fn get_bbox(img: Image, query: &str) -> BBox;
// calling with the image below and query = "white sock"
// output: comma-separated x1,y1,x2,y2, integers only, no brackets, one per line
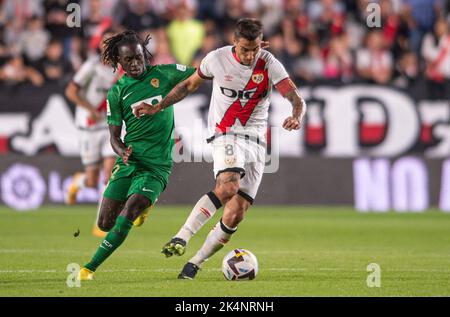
189,219,237,267
175,192,222,243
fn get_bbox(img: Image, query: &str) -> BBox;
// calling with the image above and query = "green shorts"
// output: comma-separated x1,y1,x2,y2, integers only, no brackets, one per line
103,159,170,204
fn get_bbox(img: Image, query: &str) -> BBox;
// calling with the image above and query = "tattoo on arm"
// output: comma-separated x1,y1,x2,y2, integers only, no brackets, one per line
285,89,306,119
159,81,189,110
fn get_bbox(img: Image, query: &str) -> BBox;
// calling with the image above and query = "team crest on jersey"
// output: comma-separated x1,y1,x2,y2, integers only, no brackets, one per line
225,155,236,165
151,78,159,88
252,73,264,84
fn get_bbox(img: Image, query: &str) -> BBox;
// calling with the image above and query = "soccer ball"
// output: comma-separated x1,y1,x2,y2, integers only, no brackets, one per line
222,249,258,281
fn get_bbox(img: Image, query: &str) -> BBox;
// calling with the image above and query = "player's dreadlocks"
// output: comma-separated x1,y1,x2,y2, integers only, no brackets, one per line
101,30,153,72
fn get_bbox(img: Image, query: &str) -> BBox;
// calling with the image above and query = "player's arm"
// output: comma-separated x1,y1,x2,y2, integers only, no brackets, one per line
133,72,204,118
109,124,132,165
107,87,132,164
65,82,99,119
65,59,101,122
275,78,307,131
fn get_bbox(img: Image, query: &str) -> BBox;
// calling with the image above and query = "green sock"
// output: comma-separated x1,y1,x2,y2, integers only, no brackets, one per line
84,216,133,272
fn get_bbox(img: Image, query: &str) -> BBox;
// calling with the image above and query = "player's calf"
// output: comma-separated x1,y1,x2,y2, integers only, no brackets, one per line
170,191,223,247
222,194,250,228
183,218,237,279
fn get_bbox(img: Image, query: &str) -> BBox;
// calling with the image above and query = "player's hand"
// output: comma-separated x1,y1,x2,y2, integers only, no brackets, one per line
122,145,132,165
261,41,270,49
132,102,161,118
282,116,301,131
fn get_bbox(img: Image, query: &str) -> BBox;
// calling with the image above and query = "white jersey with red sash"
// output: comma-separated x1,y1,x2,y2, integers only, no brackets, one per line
198,46,289,200
199,46,289,141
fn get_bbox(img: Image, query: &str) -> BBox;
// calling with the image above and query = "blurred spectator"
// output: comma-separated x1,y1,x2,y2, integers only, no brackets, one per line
151,31,176,65
295,41,324,83
18,16,50,66
280,19,305,69
393,50,419,89
196,0,221,20
323,34,353,82
421,18,450,99
267,31,292,69
2,0,44,28
44,0,79,41
0,54,44,86
192,31,221,68
402,0,444,51
380,0,400,48
81,0,121,22
0,0,448,89
309,0,346,46
121,0,164,32
0,25,10,66
37,38,73,83
217,0,246,27
167,0,205,65
68,35,84,71
259,0,284,37
356,30,393,84
82,0,113,54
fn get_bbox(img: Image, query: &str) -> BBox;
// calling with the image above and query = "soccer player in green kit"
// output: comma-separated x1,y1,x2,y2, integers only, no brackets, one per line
78,30,195,281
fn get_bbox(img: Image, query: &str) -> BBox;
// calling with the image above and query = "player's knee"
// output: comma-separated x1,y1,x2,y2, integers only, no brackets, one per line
97,218,113,232
215,182,240,203
123,195,151,219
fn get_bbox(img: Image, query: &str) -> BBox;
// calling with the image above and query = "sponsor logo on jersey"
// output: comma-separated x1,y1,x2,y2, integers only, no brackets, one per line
224,74,233,81
220,87,264,100
176,64,187,72
151,78,159,88
252,73,264,84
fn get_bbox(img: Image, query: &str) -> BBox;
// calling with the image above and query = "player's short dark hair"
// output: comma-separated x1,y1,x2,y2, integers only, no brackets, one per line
234,18,263,41
101,30,152,72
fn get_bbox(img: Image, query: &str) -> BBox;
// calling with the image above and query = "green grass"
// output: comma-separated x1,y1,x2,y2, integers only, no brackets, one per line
0,205,450,297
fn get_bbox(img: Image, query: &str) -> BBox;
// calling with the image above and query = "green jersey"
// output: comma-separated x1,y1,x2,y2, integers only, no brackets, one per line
106,64,195,171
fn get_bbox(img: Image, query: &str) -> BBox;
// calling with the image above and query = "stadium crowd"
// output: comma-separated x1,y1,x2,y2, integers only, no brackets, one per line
0,0,449,99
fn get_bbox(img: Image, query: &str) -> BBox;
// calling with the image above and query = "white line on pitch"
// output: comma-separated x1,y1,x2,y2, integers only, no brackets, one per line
1,268,450,274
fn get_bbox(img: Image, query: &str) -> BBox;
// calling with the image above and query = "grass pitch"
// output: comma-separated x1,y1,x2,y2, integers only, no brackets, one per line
0,205,449,297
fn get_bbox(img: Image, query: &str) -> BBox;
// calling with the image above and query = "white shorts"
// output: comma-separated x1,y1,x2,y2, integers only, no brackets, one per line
212,134,266,202
78,128,116,166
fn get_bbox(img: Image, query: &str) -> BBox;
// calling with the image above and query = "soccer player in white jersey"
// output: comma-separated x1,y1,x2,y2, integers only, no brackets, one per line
65,30,119,237
133,18,307,279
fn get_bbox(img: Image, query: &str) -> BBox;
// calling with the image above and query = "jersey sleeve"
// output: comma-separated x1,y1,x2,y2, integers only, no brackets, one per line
106,85,122,126
73,58,95,87
268,55,289,86
167,64,196,86
198,50,216,79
